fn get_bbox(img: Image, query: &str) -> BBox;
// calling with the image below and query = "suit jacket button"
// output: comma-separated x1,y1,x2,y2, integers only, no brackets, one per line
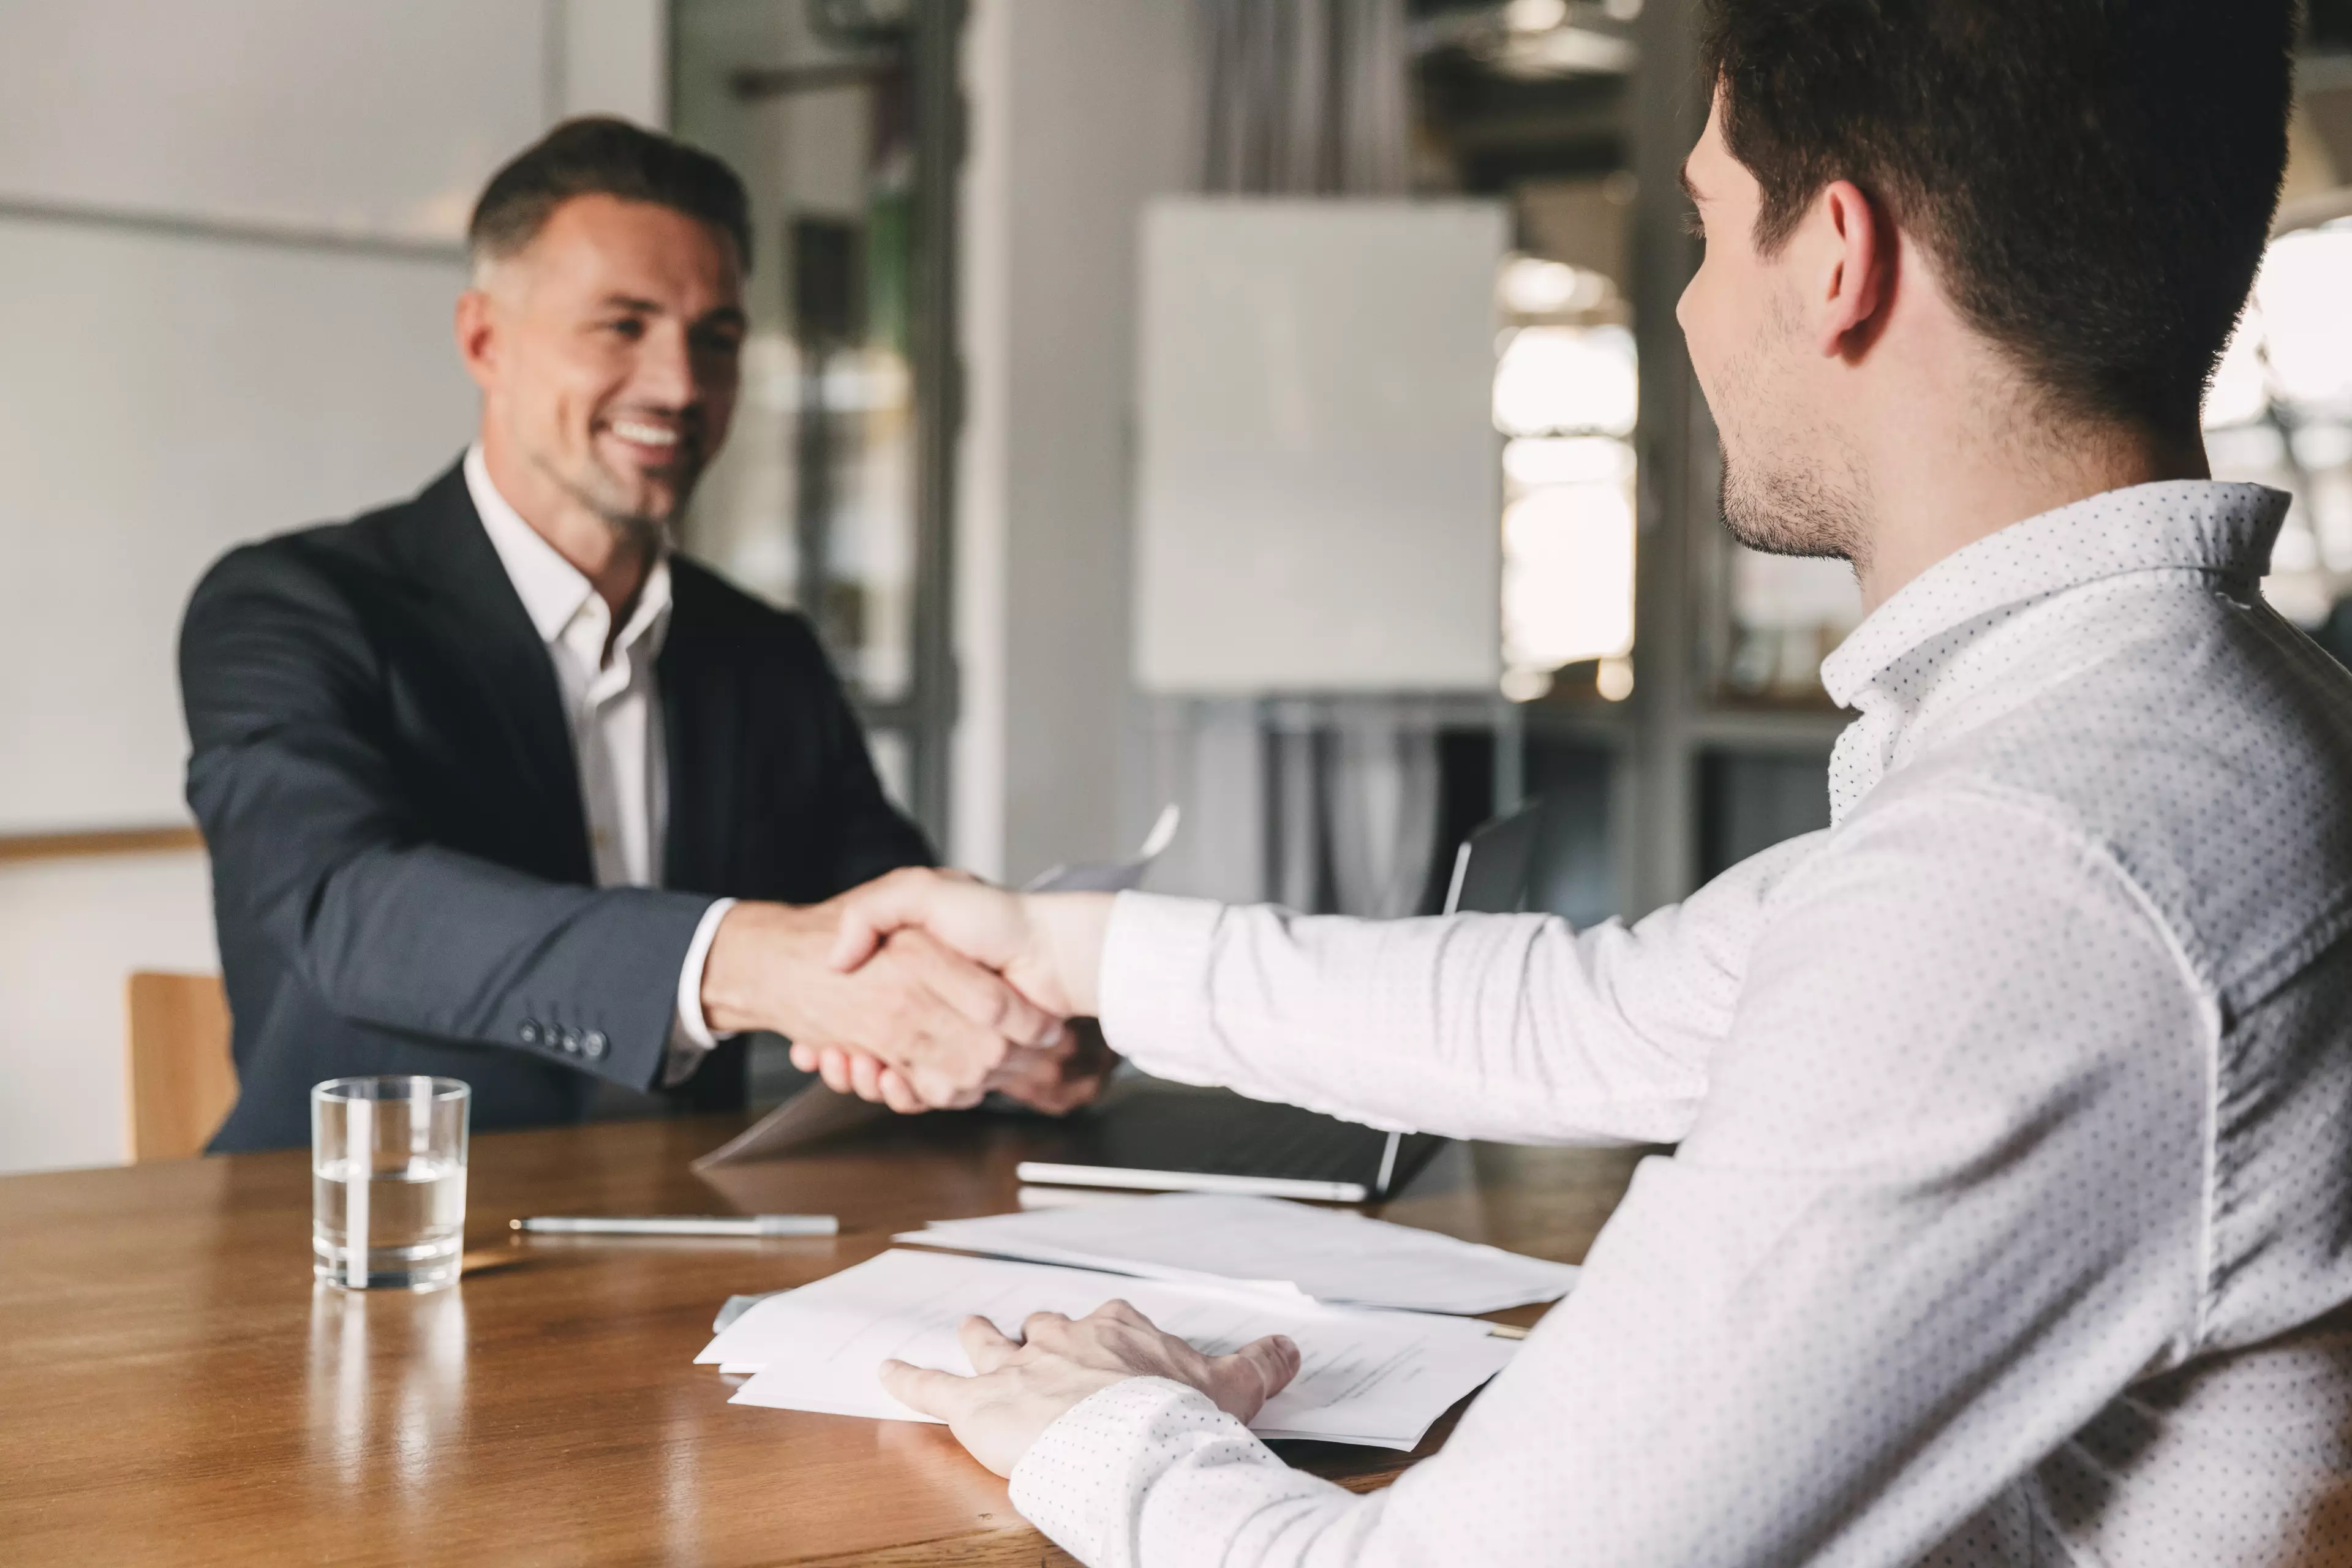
582,1031,609,1061
519,1021,541,1046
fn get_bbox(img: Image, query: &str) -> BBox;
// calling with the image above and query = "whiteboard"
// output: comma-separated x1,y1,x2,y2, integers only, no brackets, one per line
0,220,475,832
0,0,548,240
0,0,564,835
1133,198,1505,693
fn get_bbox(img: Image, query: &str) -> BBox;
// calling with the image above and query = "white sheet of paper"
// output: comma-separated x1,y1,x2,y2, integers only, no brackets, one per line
1019,804,1181,894
896,1193,1579,1314
690,1083,890,1173
703,1248,1515,1450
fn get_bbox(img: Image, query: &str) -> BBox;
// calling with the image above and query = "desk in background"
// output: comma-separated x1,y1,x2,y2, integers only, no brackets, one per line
0,1112,1642,1566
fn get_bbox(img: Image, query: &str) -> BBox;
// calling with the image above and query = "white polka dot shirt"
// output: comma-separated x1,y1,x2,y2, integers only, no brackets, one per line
1009,481,2352,1567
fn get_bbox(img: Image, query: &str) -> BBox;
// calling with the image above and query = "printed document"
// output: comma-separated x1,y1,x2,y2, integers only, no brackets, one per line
700,1248,1516,1450
899,1192,1580,1314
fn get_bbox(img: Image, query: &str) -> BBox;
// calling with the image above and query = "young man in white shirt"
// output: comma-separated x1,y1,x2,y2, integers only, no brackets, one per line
801,2,2350,1564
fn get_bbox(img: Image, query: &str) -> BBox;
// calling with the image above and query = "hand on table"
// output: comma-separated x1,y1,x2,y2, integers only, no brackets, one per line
699,899,1067,1110
880,1300,1301,1478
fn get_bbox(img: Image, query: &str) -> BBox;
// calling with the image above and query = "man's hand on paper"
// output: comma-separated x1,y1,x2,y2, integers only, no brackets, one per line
700,899,1067,1110
879,1300,1301,1479
799,873,1122,1111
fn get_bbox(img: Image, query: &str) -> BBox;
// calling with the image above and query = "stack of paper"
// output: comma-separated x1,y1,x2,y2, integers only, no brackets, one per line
699,1248,1518,1450
899,1193,1579,1314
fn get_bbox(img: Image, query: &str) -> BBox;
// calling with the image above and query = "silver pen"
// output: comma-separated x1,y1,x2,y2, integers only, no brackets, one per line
511,1213,839,1237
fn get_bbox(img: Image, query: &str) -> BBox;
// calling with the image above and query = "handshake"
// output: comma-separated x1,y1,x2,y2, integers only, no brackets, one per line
697,872,1120,1115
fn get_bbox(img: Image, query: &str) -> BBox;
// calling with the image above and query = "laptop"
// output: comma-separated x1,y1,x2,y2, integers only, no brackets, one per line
1015,799,1545,1203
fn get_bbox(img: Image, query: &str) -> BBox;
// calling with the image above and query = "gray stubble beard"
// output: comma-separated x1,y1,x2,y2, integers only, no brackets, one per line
543,447,689,562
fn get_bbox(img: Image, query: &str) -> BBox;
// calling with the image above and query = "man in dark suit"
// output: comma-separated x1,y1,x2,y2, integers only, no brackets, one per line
181,118,1082,1152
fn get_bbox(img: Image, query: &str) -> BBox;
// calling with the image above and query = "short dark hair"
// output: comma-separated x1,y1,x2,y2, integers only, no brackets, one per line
1701,1,2296,433
469,116,753,273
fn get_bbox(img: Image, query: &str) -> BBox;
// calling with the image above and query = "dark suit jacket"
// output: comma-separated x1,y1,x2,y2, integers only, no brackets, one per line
179,461,932,1152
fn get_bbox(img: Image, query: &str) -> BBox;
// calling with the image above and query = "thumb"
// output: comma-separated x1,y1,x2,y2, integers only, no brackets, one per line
827,871,933,971
1216,1335,1302,1420
880,1358,974,1420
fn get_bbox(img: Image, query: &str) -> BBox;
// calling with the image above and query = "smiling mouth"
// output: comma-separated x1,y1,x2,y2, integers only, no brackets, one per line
608,417,683,453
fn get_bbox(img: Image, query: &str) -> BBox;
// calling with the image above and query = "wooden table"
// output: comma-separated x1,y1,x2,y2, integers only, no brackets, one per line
0,1111,1640,1566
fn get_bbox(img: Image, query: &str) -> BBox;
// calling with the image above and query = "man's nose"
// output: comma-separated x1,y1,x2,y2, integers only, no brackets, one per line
631,323,699,409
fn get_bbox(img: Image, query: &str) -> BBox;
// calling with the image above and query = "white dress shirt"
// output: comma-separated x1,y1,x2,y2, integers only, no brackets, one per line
1012,481,2352,1567
464,448,732,1082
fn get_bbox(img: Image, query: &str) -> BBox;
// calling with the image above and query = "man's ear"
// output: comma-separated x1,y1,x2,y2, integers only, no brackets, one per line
1815,179,1891,360
453,287,499,393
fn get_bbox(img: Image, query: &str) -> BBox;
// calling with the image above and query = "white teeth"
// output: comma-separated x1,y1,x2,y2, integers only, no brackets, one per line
610,420,679,447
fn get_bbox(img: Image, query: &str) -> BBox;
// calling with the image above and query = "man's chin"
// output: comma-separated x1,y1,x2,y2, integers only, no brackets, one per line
1724,509,1847,560
587,466,698,537
1720,463,1859,562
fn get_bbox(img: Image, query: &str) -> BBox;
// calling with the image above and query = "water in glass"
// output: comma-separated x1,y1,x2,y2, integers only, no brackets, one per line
312,1156,466,1291
311,1076,470,1291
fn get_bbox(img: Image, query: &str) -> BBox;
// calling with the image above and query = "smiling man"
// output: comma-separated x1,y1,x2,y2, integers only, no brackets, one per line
180,119,1087,1150
800,3,2352,1564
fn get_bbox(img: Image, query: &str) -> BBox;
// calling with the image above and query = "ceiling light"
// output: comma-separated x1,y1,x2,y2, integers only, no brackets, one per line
1494,26,1638,77
1504,0,1569,32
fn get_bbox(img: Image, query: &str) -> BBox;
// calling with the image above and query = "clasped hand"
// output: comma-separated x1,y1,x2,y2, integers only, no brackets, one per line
782,869,1118,1114
698,878,1109,1113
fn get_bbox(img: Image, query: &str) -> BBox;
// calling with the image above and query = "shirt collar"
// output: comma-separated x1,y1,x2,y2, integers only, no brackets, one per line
463,443,673,658
1819,480,2288,708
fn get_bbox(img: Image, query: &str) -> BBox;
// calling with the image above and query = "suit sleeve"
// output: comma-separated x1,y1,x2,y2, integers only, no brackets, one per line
181,542,709,1091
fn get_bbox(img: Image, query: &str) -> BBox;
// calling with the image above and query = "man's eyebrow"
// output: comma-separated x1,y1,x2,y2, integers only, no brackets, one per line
598,292,663,314
698,304,748,331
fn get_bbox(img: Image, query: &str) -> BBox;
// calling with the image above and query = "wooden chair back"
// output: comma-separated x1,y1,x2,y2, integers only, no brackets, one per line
125,972,236,1161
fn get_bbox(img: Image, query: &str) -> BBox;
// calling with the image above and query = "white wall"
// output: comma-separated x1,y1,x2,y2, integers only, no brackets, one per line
953,0,1196,883
0,854,219,1176
1,228,478,832
0,0,665,1175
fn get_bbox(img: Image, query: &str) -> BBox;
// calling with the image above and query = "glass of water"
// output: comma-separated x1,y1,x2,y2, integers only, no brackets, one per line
312,1076,470,1292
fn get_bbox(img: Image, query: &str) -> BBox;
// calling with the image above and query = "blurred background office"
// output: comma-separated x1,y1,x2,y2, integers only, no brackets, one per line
5,0,2351,1175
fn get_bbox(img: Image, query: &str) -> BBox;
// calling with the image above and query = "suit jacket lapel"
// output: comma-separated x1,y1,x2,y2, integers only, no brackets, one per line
396,463,592,883
658,562,742,896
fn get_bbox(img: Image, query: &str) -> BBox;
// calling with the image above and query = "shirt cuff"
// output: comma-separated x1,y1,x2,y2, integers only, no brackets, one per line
662,897,737,1087
1009,1376,1263,1568
1096,892,1227,1081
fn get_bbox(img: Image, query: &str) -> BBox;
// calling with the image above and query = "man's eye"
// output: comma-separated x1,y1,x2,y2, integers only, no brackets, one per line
693,330,745,356
603,318,647,341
